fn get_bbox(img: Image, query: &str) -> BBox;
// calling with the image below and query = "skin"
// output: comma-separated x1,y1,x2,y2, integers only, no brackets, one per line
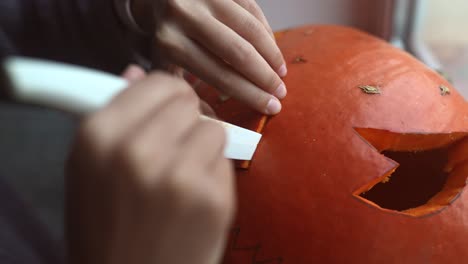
66,71,235,264
66,1,282,262
132,0,287,114
123,64,218,116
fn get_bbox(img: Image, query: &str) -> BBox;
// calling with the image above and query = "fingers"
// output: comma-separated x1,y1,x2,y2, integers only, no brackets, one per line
158,0,286,115
199,100,217,118
210,156,235,208
172,118,235,223
114,91,201,183
167,64,185,78
121,64,147,82
80,72,195,156
157,24,282,115
211,0,287,77
179,119,227,168
232,0,274,39
186,16,286,99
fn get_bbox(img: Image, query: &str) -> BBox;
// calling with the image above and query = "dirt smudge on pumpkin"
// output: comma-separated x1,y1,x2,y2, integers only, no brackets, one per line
292,56,307,64
439,85,451,96
359,85,381,94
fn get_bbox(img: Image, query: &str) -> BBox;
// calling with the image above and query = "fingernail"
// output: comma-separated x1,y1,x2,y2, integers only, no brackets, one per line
274,83,287,99
278,64,288,77
265,98,282,115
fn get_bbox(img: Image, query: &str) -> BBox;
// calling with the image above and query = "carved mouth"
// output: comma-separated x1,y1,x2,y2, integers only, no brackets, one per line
353,128,468,217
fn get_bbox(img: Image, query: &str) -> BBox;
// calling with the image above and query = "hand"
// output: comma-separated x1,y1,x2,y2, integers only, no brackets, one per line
121,64,147,82
66,72,235,264
132,0,287,115
121,64,217,117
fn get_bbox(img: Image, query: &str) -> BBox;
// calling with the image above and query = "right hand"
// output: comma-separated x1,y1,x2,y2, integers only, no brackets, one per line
66,72,235,264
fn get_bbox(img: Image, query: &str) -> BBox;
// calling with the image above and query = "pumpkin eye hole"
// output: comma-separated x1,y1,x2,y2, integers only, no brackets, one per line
353,129,468,217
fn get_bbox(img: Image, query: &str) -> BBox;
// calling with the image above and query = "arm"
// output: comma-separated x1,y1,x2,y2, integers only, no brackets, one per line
0,0,149,73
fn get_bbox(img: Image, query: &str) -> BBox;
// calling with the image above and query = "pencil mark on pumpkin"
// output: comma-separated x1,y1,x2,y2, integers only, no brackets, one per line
228,227,283,264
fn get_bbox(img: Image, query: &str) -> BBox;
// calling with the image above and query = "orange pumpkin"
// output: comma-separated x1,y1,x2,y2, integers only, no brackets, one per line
198,25,468,263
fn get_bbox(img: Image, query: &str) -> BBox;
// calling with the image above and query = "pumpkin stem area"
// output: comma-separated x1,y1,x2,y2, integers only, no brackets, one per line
354,129,468,217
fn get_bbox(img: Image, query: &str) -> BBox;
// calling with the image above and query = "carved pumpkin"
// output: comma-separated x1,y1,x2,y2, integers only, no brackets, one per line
198,25,468,263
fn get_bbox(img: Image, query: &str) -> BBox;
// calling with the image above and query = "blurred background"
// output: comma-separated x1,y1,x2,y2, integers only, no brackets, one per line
422,0,468,98
0,0,467,239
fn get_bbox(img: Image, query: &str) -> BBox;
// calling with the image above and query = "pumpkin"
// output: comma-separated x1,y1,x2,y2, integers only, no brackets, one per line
197,25,468,263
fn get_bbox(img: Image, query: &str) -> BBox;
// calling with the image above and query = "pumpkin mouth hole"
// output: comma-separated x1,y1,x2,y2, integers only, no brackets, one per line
360,148,450,213
353,129,468,217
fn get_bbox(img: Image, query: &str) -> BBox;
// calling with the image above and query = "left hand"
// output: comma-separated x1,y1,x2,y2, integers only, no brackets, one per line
131,0,287,115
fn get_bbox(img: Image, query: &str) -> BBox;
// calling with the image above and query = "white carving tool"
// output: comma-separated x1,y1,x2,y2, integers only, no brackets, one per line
3,57,262,160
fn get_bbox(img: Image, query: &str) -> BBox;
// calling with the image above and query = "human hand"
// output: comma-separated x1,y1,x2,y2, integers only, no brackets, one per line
121,64,147,82
132,0,287,115
121,64,217,117
66,72,235,264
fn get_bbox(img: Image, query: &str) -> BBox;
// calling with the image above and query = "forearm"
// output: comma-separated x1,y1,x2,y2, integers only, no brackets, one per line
0,0,145,73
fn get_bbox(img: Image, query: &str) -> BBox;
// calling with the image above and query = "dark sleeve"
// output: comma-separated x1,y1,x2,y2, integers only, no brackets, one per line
0,176,64,264
0,0,150,74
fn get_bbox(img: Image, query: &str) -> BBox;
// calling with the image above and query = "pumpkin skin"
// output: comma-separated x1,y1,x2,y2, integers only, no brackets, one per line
199,25,468,263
